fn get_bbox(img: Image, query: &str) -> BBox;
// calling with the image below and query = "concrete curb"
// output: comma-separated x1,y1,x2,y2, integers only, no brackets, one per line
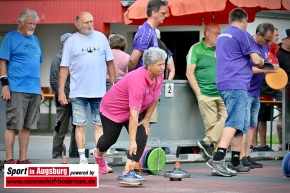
5,151,286,166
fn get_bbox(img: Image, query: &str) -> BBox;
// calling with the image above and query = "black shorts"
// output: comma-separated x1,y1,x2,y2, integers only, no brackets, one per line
258,103,273,122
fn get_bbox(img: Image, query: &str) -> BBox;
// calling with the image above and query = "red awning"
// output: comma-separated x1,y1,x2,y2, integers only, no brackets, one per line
0,0,126,32
124,0,290,26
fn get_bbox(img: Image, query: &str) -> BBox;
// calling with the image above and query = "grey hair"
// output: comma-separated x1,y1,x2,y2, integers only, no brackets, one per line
76,16,80,23
142,47,167,68
146,0,168,17
256,23,274,36
18,9,39,26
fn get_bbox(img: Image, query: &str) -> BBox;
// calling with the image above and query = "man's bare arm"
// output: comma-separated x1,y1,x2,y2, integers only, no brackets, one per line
128,50,143,72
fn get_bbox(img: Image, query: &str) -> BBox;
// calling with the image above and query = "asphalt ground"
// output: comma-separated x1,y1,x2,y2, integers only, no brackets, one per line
0,135,289,193
0,160,289,193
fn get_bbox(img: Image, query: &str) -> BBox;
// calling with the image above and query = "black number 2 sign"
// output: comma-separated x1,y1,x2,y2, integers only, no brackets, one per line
165,83,174,97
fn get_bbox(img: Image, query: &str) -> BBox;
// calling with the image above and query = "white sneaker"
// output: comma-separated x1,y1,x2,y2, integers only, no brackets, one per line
106,148,119,155
211,160,237,176
89,148,94,155
80,158,88,164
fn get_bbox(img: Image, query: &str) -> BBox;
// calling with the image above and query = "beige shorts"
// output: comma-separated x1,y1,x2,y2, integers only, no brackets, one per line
149,105,158,123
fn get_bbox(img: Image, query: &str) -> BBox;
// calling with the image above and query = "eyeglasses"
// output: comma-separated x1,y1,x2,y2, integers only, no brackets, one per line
24,21,37,26
262,36,273,43
208,30,221,36
158,11,167,16
259,33,273,43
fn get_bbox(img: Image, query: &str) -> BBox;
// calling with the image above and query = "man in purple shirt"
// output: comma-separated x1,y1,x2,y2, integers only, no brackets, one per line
128,0,168,71
240,23,274,170
206,8,265,177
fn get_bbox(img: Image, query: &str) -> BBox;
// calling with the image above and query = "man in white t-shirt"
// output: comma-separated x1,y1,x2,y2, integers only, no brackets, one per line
58,11,116,168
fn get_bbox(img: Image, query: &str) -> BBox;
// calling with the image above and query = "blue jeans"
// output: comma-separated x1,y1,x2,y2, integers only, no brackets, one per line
247,96,260,128
70,97,102,126
219,90,248,135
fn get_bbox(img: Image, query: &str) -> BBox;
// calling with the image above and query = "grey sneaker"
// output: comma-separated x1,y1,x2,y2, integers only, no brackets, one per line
227,163,250,174
106,148,119,156
211,160,237,176
247,156,263,168
206,157,233,177
79,158,88,164
197,140,213,157
240,157,255,169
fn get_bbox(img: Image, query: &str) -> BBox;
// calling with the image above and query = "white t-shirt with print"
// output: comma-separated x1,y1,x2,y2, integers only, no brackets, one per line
61,31,114,98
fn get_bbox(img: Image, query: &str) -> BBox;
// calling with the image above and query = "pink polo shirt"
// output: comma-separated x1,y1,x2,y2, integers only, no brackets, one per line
106,49,130,79
100,67,163,123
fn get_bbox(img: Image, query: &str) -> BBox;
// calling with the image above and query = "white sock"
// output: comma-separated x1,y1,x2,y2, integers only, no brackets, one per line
78,148,86,160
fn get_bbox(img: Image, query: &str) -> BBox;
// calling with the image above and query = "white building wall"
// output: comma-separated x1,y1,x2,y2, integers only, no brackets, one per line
1,17,288,87
0,16,289,115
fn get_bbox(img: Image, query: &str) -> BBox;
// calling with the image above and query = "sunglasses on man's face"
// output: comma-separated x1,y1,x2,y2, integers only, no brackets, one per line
263,36,272,43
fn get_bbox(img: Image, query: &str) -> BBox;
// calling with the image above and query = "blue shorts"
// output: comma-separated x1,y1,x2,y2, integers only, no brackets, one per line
219,90,248,135
70,97,102,126
247,96,260,128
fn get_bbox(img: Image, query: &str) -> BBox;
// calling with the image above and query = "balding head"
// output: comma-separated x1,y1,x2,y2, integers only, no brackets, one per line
75,11,94,35
76,11,93,23
204,23,221,47
204,23,220,36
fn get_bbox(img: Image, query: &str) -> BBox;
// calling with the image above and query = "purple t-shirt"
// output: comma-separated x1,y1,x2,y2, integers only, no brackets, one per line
216,26,257,91
100,67,163,123
248,41,269,97
133,22,158,69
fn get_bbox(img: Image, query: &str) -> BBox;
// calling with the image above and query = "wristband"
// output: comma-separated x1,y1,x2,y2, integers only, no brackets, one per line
0,77,8,86
0,75,8,79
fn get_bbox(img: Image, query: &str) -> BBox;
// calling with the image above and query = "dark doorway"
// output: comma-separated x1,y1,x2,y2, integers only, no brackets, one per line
161,31,200,80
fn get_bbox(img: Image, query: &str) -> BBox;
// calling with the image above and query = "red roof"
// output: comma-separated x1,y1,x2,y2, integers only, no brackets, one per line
0,0,126,32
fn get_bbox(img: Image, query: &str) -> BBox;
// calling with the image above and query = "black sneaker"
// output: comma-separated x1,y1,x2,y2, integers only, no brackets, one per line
254,145,273,152
197,140,213,157
240,157,255,169
206,157,233,177
252,147,258,152
247,156,263,168
227,163,250,174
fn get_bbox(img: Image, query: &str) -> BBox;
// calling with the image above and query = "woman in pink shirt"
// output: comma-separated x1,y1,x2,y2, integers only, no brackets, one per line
94,47,166,185
107,34,130,79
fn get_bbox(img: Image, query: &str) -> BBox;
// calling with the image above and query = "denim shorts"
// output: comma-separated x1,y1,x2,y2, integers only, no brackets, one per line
219,90,248,135
247,96,260,128
70,97,102,126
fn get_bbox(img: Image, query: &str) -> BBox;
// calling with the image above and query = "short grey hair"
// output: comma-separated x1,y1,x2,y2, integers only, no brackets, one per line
147,0,168,17
143,47,167,68
18,9,39,26
256,23,274,36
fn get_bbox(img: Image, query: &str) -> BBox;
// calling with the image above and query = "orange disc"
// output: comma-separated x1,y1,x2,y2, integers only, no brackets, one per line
265,68,288,90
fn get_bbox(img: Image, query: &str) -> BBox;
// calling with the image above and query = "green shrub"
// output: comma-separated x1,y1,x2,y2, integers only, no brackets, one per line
257,135,279,144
